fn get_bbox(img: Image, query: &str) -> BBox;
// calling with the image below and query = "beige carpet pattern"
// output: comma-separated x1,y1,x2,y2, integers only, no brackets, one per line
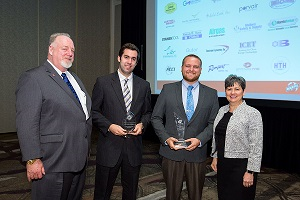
0,133,300,200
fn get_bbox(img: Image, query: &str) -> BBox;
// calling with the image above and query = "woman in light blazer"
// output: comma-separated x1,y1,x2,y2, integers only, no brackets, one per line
211,75,263,200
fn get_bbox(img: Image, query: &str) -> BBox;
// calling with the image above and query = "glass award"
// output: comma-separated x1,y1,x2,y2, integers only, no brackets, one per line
122,111,136,133
174,112,187,148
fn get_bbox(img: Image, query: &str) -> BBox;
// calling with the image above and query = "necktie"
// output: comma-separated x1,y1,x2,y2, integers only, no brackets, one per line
123,79,132,112
186,85,194,121
61,73,81,104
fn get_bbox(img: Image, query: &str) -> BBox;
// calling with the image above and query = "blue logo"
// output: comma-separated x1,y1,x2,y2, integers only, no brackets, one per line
238,41,257,54
268,17,298,30
271,57,289,74
183,0,201,6
286,82,299,92
208,64,229,72
234,23,262,32
272,40,290,47
182,31,202,40
166,65,176,75
206,45,229,55
239,3,258,12
270,0,296,9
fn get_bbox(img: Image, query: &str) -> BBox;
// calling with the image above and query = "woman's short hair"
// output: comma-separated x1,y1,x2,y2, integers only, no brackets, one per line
225,74,246,90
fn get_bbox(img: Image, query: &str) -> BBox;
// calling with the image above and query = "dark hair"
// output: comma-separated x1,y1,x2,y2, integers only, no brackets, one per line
181,54,202,67
118,43,140,61
225,74,246,90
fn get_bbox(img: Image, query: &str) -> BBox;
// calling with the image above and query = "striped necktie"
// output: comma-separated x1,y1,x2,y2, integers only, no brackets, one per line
186,85,194,121
61,73,81,104
123,79,132,112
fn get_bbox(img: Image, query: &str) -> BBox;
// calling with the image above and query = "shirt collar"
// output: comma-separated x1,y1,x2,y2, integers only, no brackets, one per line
117,69,133,82
182,79,199,90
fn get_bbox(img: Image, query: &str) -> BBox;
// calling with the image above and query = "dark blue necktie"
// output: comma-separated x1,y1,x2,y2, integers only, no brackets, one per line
186,85,194,121
61,73,81,104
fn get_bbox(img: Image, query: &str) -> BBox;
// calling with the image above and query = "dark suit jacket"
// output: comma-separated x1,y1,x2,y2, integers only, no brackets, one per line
16,61,92,173
92,72,152,167
151,81,219,163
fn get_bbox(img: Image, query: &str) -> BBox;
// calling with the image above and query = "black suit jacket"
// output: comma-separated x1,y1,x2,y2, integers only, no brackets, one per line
92,72,152,167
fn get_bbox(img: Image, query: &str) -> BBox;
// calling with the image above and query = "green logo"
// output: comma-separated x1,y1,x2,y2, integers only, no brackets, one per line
165,2,177,14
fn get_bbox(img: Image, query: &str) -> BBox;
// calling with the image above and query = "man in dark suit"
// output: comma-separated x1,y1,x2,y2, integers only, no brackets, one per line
92,43,152,200
16,33,92,200
151,54,219,200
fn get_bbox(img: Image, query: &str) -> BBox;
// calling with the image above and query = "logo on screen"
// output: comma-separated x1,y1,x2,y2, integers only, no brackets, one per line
186,47,198,53
239,3,258,12
165,65,176,75
270,0,296,9
234,23,262,32
268,17,298,31
238,41,257,54
164,19,175,28
182,31,202,40
206,10,230,18
271,57,289,74
162,36,179,41
209,28,225,37
183,0,202,6
206,45,229,55
165,2,177,14
236,62,260,71
208,64,229,73
286,82,299,92
272,40,290,47
182,12,201,24
163,46,177,58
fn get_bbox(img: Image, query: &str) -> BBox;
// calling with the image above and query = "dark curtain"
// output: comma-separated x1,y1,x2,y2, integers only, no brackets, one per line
121,0,146,79
120,0,300,174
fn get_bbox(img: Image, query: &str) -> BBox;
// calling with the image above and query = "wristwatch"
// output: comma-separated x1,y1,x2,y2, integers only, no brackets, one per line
26,159,37,165
247,170,254,174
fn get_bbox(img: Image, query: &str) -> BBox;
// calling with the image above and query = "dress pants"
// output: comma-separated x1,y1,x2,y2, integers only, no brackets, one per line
94,142,141,200
31,167,86,200
162,157,206,200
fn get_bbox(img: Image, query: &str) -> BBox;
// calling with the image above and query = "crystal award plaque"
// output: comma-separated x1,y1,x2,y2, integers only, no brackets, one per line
174,112,187,148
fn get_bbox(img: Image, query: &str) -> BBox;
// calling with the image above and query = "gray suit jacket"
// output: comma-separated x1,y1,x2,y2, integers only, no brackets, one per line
16,61,92,173
151,81,219,163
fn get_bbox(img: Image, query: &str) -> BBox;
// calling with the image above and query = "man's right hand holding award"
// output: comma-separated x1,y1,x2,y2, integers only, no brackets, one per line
165,112,201,151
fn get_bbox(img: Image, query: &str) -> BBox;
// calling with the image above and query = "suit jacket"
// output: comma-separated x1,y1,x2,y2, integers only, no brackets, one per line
92,72,152,167
16,61,92,173
151,81,219,163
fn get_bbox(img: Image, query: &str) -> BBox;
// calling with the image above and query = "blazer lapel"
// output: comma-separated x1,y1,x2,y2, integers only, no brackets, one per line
111,72,127,112
44,62,83,111
175,81,187,121
131,75,140,112
189,83,205,123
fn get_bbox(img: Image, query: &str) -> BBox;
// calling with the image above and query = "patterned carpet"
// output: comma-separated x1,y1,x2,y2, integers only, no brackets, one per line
0,132,299,200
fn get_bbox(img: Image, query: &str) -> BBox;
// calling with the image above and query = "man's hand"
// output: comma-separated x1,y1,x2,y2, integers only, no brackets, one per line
109,124,126,136
166,137,184,150
26,159,45,182
130,123,143,135
185,138,200,151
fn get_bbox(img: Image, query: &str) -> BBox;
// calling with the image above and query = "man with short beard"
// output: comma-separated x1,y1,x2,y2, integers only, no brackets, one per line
151,54,219,200
16,33,92,200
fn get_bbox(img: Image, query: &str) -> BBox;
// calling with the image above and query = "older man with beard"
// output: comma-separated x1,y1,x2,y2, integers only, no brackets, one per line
151,54,219,200
16,33,92,200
